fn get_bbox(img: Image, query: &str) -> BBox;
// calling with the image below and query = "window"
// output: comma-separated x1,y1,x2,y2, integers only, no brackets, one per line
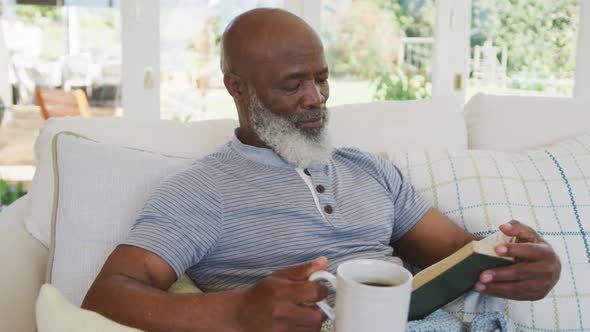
320,0,435,106
467,0,580,98
159,0,282,122
1,1,121,185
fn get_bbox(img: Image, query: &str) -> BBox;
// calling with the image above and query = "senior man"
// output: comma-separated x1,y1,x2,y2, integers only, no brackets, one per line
82,8,561,332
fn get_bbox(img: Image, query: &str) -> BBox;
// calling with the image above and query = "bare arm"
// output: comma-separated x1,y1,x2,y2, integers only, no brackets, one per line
392,209,561,301
392,208,477,269
82,245,329,332
81,245,244,332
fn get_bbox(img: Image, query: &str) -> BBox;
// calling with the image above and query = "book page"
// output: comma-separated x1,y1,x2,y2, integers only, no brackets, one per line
476,232,516,258
479,232,516,246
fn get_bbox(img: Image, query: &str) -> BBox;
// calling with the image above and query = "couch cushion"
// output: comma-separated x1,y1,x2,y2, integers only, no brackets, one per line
28,97,467,249
329,96,467,153
388,134,590,331
26,117,238,248
49,132,194,305
465,93,590,151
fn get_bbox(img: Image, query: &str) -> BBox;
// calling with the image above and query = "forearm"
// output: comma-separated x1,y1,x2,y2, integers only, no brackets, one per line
82,274,244,332
394,209,477,269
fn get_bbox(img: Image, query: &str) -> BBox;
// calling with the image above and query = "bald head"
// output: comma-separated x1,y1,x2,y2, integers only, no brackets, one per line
220,8,330,151
220,8,323,78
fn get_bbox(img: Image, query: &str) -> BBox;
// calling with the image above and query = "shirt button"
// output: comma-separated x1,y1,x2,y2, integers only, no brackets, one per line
324,205,333,214
316,185,325,193
303,168,311,176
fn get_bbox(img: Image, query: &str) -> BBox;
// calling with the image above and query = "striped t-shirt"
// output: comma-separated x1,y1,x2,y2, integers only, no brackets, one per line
122,133,431,292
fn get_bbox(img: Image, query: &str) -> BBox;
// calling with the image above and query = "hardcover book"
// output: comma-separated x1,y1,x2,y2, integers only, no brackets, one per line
408,232,515,320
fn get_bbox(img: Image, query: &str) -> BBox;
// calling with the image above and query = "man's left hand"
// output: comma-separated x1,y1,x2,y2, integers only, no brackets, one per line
474,220,561,300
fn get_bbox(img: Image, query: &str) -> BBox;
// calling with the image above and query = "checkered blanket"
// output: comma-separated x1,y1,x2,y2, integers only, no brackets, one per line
320,310,516,331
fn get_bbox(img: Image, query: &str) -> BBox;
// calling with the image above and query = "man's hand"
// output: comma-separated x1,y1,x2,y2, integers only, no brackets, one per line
475,220,561,300
236,257,330,332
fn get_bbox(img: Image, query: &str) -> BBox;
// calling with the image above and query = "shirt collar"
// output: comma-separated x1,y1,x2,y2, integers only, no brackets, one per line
230,128,294,168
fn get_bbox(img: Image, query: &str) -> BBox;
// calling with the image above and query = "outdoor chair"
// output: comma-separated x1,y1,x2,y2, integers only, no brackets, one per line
35,87,90,120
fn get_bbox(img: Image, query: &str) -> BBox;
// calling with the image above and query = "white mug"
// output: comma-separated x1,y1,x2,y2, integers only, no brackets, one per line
308,259,413,332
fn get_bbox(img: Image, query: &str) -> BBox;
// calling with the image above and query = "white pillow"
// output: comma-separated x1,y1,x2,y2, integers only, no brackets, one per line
465,93,590,151
389,134,590,330
36,284,141,332
329,96,467,153
26,116,238,248
49,132,193,306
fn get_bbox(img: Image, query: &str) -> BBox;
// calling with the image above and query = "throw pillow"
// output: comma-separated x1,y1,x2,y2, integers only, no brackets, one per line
26,117,238,248
48,132,194,306
36,284,141,332
389,134,590,331
36,277,201,332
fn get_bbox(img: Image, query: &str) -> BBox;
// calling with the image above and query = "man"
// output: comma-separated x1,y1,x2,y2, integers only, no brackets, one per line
82,8,561,332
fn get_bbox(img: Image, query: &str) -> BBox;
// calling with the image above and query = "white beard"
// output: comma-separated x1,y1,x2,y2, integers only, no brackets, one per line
248,89,333,168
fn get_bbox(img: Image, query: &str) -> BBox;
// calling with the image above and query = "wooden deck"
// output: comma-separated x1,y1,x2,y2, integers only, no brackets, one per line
0,105,117,183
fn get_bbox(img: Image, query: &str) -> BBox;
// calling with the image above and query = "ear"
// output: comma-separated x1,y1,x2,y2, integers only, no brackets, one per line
224,73,246,99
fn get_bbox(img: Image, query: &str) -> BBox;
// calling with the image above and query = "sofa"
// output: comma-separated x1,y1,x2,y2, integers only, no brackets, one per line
1,93,589,331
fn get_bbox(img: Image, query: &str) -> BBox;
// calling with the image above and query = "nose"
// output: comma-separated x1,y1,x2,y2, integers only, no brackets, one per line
301,81,325,109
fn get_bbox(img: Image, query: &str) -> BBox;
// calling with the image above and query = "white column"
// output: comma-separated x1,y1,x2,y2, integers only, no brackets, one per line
575,0,590,99
302,0,321,33
120,0,159,119
284,0,321,33
431,0,471,103
0,18,11,106
66,6,79,55
284,0,304,17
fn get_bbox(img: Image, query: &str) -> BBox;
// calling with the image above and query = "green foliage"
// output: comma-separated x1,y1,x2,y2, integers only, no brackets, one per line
0,180,27,207
472,0,579,77
172,114,193,124
372,66,431,101
323,0,400,78
15,5,61,24
378,0,435,37
323,0,434,100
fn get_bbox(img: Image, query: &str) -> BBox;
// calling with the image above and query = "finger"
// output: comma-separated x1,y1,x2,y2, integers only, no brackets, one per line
499,220,543,244
288,280,329,303
493,242,553,261
274,257,328,281
475,280,547,301
275,303,326,327
294,306,327,328
478,262,536,284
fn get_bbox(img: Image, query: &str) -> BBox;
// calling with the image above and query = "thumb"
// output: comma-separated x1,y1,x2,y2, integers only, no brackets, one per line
274,256,328,281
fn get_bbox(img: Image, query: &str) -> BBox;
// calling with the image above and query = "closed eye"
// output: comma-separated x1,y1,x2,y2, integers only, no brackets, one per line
282,83,301,92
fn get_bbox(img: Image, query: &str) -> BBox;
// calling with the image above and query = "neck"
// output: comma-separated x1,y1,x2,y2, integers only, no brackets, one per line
237,126,269,148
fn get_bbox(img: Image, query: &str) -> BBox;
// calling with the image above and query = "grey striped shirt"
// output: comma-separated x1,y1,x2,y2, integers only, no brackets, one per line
122,133,431,292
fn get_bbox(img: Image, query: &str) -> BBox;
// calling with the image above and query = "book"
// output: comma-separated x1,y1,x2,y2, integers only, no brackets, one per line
408,232,516,320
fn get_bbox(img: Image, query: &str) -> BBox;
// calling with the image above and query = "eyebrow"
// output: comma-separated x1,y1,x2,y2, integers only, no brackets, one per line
283,67,329,80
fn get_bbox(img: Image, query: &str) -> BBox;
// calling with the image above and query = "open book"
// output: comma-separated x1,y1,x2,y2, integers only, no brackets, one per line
408,232,516,320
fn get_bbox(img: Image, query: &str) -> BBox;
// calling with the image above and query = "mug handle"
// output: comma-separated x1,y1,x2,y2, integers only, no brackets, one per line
308,271,337,320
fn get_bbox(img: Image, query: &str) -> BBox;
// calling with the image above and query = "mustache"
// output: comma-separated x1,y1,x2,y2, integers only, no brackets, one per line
291,105,328,122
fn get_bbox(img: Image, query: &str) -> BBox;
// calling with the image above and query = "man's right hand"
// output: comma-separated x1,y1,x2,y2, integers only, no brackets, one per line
236,257,330,332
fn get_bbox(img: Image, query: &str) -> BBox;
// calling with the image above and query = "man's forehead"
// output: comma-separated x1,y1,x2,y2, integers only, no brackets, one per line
279,66,330,80
257,41,328,78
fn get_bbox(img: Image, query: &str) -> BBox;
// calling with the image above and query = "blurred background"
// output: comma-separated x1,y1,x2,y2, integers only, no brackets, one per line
0,0,585,206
